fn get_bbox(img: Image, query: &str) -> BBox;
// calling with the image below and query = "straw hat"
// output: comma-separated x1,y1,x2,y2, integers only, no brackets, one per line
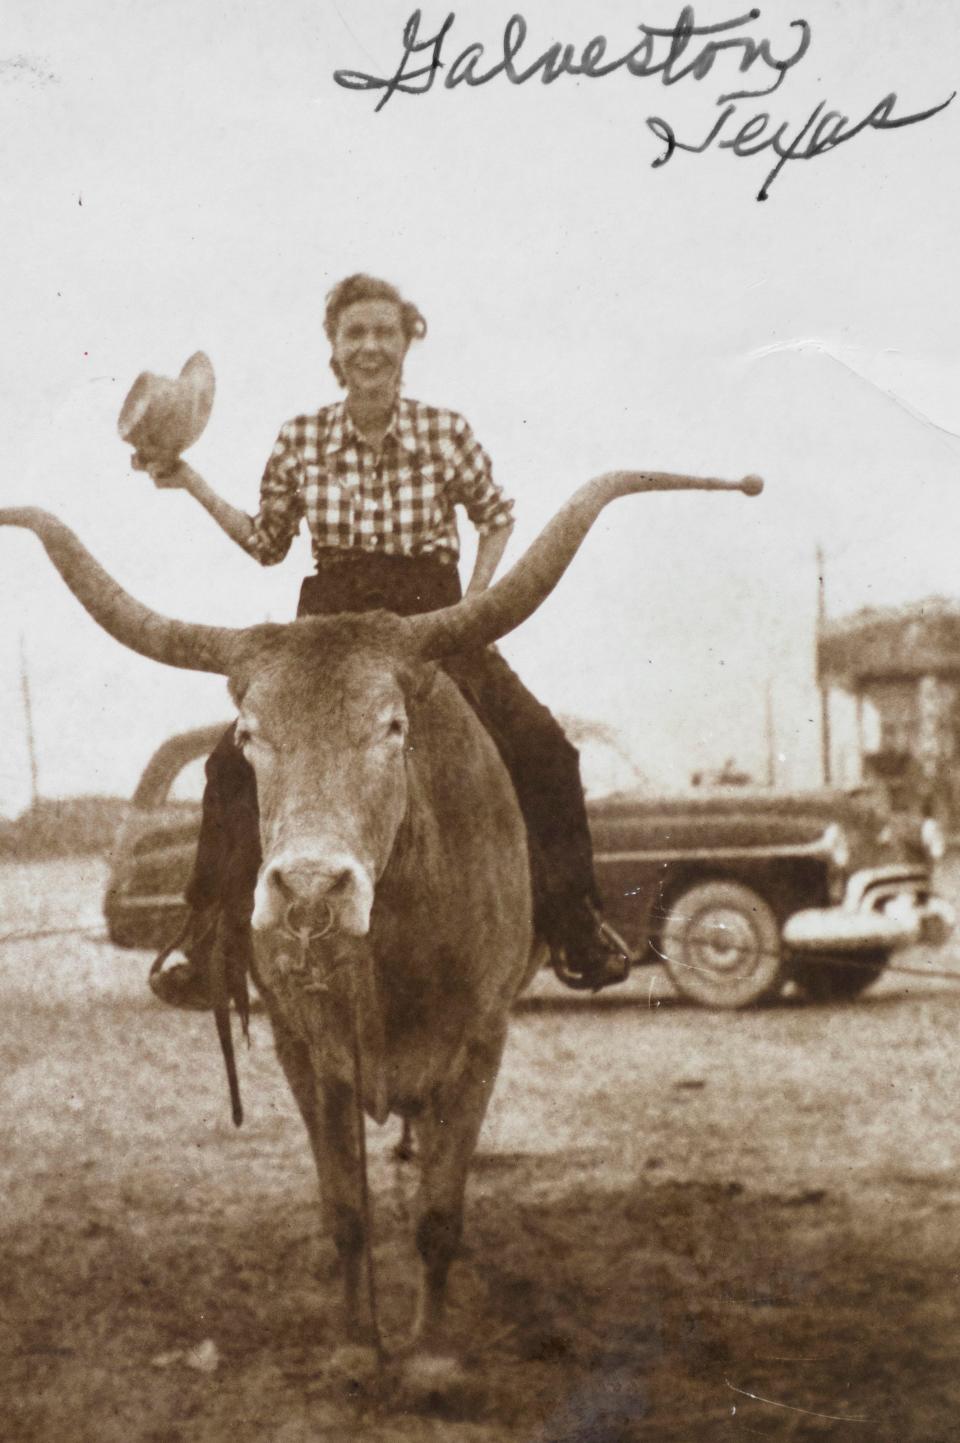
118,351,215,464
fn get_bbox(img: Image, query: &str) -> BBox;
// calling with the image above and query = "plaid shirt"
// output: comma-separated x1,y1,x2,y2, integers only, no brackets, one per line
244,398,514,567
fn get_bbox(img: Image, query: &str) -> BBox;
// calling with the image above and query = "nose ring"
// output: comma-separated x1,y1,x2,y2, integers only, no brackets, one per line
283,899,335,943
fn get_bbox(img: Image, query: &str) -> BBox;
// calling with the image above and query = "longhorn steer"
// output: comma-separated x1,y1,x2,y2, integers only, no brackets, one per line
0,469,761,1371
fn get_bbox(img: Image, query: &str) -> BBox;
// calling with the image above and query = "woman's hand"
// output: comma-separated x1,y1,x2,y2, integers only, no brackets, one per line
131,453,197,490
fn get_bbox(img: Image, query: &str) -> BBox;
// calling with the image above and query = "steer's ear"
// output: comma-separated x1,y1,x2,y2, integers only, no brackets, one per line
227,675,248,707
404,659,442,708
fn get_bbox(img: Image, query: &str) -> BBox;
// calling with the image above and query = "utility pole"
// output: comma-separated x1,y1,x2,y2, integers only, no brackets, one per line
19,633,40,807
855,692,865,782
764,677,776,787
816,544,832,785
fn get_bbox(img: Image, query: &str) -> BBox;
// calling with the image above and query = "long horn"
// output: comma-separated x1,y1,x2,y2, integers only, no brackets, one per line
0,508,240,673
408,471,763,658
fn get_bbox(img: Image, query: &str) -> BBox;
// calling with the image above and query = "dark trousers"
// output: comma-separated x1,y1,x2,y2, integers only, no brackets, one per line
186,552,599,940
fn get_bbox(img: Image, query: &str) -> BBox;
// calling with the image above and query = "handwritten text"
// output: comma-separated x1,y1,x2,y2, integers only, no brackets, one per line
333,7,954,200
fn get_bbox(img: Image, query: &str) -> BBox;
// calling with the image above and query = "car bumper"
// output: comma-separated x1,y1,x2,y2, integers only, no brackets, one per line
782,866,955,954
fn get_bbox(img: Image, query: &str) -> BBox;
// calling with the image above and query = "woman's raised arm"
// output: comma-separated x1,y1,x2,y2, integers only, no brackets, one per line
136,457,255,553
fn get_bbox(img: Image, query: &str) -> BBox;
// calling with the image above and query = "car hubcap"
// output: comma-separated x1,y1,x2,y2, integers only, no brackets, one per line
688,906,760,978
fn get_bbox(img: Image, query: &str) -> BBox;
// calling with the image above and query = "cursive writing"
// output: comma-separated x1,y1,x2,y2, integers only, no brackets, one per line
333,7,954,200
647,90,954,200
335,7,810,107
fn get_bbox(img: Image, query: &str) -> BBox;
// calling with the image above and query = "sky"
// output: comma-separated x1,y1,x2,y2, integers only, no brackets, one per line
1,0,959,814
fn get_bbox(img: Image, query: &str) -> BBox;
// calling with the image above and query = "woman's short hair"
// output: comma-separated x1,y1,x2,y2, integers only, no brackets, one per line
324,274,427,384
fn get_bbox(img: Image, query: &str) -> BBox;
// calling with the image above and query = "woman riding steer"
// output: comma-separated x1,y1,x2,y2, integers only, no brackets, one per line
145,273,629,1005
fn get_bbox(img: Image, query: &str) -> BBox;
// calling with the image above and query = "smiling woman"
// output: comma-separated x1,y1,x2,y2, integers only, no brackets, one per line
140,272,631,1014
327,275,426,392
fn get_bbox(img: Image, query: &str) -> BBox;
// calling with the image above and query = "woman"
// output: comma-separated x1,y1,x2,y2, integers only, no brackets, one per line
145,274,628,1003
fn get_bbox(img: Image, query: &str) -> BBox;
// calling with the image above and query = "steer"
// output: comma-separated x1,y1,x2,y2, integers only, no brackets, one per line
0,469,761,1376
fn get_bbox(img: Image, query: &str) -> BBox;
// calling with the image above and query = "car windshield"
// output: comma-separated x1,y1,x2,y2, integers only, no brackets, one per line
560,718,650,800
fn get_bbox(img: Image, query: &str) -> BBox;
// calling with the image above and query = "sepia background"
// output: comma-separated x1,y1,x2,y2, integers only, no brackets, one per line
3,6,960,1442
2,0,958,816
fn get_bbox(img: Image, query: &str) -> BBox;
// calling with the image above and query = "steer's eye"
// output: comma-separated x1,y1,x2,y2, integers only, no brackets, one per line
387,716,406,740
236,723,267,756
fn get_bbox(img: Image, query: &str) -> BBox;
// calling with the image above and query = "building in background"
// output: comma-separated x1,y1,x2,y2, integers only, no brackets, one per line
818,599,960,824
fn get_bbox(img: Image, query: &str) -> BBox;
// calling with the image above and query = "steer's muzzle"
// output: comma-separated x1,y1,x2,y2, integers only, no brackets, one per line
251,850,375,937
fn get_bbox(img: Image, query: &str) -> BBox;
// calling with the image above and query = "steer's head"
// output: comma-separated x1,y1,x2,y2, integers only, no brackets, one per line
227,616,418,937
0,470,760,941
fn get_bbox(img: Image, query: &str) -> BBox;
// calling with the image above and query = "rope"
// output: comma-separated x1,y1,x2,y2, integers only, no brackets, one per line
0,923,105,944
650,939,960,989
1,922,958,990
148,914,196,983
349,977,387,1373
876,960,960,985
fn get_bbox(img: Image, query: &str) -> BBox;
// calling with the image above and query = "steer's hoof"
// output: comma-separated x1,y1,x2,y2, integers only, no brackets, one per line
320,1343,382,1398
396,1352,474,1412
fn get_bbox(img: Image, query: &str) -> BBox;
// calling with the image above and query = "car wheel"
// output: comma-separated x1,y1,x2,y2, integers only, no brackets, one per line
660,879,784,1009
791,950,889,1003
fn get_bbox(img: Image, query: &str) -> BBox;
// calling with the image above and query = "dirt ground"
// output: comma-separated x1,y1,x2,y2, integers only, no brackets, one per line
2,857,960,1442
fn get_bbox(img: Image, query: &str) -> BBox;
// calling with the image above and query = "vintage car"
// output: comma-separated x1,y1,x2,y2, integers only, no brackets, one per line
104,725,955,1009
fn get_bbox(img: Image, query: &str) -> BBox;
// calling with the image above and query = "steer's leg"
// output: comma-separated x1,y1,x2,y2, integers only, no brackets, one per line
270,1016,365,1340
410,1022,508,1350
270,1014,326,1172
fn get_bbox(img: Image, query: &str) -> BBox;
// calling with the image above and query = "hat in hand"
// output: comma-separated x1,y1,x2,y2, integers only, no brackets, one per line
118,351,215,466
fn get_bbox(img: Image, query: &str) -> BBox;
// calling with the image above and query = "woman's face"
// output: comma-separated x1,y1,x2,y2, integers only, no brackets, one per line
332,299,409,403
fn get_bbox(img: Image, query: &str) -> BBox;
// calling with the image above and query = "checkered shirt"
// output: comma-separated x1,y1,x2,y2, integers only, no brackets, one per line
244,398,515,567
